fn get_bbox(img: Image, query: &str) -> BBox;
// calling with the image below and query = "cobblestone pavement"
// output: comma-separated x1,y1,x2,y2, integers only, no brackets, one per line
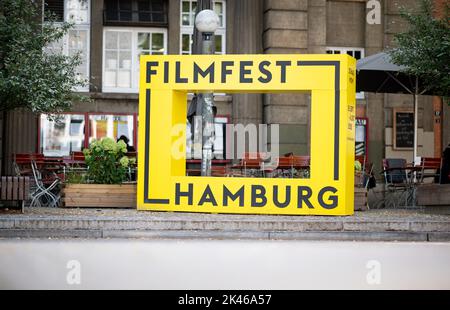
0,207,449,221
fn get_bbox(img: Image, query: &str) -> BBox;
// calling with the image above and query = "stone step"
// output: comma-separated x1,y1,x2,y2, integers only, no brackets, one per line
0,228,449,241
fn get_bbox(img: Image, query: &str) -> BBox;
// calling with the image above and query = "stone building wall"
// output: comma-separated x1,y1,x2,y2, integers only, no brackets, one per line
2,0,446,175
263,0,311,156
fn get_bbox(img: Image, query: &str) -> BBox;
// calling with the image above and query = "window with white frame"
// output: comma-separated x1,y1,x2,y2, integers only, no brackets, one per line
88,114,135,146
180,0,226,55
44,0,90,91
326,47,364,99
40,114,85,157
103,27,167,92
40,112,136,157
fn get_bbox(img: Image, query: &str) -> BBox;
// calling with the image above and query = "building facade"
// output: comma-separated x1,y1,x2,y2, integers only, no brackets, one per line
1,0,449,176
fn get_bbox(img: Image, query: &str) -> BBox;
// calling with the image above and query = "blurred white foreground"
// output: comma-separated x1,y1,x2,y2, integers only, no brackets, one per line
0,240,449,289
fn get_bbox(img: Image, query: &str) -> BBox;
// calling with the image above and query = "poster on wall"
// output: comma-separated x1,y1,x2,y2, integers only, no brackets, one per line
355,118,368,157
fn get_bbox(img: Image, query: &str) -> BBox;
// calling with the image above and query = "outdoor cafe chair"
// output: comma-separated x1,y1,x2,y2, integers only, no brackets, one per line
261,157,279,178
211,165,231,177
13,153,44,177
30,159,61,208
241,152,265,177
381,158,413,208
13,153,31,176
62,151,88,181
229,153,265,177
276,154,310,178
67,151,87,167
277,156,294,178
70,151,87,166
292,155,310,178
13,153,45,207
417,157,443,184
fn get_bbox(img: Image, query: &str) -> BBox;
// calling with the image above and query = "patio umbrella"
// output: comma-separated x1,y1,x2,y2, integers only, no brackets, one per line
356,51,432,163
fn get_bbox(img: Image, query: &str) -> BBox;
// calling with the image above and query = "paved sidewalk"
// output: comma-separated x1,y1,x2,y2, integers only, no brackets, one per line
0,207,449,241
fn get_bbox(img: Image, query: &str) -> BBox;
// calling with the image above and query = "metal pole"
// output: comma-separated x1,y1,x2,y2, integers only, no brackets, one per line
413,77,419,165
410,78,420,206
200,33,215,176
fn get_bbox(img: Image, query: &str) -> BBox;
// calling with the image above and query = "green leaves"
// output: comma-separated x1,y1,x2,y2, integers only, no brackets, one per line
390,0,450,100
84,137,134,184
354,160,362,171
0,0,88,113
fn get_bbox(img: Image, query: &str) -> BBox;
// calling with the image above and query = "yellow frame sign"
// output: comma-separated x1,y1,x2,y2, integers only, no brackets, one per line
138,54,356,215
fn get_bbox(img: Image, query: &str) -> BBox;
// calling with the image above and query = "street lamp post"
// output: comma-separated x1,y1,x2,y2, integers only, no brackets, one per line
195,10,220,176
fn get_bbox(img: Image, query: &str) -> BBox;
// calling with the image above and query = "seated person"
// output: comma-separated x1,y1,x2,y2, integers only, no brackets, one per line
117,135,136,152
441,144,450,184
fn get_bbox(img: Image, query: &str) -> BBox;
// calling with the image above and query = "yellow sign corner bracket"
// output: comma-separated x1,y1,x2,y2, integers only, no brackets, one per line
137,54,356,216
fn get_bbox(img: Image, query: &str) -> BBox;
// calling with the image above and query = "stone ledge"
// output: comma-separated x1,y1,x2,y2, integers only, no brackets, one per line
0,229,102,238
269,231,429,242
0,219,14,229
428,232,450,242
343,222,411,232
8,219,343,231
1,208,449,241
410,222,450,232
1,229,446,242
2,218,450,234
102,229,269,240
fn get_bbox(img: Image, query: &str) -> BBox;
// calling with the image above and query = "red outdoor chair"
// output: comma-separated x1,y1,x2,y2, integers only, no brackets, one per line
276,154,310,178
417,157,442,183
71,151,85,162
292,155,310,170
211,165,231,177
242,152,265,177
13,153,33,176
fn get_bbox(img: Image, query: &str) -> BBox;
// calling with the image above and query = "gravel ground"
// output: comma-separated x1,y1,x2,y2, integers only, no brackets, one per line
0,207,448,223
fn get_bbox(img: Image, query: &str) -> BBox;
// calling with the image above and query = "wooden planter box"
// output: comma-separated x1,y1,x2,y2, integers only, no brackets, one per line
354,187,368,211
354,171,364,187
62,183,136,208
354,171,368,211
417,184,450,206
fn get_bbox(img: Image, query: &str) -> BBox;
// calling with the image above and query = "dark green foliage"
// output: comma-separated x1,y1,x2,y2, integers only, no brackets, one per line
390,0,450,102
0,0,88,113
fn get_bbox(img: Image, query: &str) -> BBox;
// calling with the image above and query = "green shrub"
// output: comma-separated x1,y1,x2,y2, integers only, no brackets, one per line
83,137,135,184
65,169,87,184
354,160,362,171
